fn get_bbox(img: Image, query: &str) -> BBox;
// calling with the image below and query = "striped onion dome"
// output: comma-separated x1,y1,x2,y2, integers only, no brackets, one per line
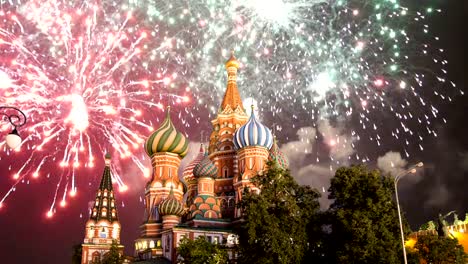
158,188,184,217
193,152,218,178
145,107,189,158
233,106,273,150
269,138,289,169
183,144,205,182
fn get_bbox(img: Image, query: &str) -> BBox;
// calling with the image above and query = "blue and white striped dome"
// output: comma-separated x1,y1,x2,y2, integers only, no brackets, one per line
233,109,273,150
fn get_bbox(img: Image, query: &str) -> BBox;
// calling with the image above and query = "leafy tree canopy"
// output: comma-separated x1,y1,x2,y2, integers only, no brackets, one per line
409,234,467,264
327,165,404,263
177,236,228,264
236,161,321,264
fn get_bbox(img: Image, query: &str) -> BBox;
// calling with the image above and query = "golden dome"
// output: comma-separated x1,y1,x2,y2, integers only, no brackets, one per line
225,51,240,69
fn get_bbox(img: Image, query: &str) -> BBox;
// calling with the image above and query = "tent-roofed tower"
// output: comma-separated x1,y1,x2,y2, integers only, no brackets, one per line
220,51,244,112
81,153,124,264
208,52,249,218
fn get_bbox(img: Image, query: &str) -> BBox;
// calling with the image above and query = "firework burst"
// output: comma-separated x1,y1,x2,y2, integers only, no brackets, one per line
0,0,459,216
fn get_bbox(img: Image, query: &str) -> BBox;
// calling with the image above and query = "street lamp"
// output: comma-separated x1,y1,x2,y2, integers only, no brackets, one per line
394,162,423,264
0,106,27,150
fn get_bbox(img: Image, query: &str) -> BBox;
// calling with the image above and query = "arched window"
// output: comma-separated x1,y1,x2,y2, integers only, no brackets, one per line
87,226,94,238
100,226,107,238
112,223,119,239
92,252,101,262
223,166,229,178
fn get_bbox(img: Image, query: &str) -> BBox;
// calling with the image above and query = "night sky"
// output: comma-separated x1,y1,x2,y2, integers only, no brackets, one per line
0,0,467,263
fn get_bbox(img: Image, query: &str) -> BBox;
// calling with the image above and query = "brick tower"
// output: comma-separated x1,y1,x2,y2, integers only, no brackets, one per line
81,153,124,264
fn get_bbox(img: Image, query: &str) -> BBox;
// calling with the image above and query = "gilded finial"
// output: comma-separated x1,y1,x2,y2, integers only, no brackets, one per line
225,50,240,69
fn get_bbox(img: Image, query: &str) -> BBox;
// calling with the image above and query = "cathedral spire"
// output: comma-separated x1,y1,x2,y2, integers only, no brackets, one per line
90,153,118,222
221,51,244,111
82,153,123,264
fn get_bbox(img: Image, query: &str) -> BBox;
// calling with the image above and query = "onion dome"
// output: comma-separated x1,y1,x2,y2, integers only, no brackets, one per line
183,144,205,182
233,106,273,150
269,138,289,169
145,107,189,158
193,152,218,178
189,195,221,220
158,188,184,217
225,51,240,69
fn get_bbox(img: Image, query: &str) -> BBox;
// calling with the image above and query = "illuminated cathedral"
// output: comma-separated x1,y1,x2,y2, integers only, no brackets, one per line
80,53,288,263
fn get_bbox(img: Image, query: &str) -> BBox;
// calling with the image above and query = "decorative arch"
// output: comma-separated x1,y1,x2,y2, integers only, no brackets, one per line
222,166,229,178
92,251,101,263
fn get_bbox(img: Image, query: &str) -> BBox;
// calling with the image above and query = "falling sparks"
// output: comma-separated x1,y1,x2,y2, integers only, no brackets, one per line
0,0,459,216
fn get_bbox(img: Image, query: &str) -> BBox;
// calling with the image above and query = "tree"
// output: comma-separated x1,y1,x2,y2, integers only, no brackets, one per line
92,240,125,264
327,165,404,263
236,161,321,264
410,234,467,264
72,243,82,264
177,236,228,264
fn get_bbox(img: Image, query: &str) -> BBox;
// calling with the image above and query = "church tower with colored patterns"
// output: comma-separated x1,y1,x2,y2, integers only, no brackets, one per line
208,52,249,218
81,154,124,264
135,106,188,257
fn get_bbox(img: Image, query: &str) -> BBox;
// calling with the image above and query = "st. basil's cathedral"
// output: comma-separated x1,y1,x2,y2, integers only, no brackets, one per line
80,53,289,264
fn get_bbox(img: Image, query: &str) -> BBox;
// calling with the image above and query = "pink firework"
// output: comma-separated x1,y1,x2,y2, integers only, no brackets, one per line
0,1,188,216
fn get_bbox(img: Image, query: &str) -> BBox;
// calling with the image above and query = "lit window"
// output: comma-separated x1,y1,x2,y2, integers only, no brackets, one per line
112,227,119,239
100,227,107,238
104,191,108,197
103,199,108,206
149,240,155,248
87,227,94,238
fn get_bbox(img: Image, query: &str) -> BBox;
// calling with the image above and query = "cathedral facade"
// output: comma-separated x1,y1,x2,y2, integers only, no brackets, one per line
81,54,288,263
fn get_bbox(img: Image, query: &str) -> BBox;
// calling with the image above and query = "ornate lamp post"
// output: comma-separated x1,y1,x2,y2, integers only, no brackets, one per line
0,106,27,149
394,161,424,264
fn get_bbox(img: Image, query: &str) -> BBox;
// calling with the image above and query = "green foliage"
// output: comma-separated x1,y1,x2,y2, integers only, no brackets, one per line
236,161,321,264
411,234,468,264
177,236,228,264
72,243,82,264
91,240,125,264
327,165,403,263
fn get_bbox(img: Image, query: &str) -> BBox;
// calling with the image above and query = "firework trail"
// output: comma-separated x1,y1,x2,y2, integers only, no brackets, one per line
0,0,459,216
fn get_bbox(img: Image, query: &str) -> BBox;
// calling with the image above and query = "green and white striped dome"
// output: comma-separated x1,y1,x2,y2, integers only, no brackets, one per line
193,152,218,179
145,107,189,158
158,189,184,217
